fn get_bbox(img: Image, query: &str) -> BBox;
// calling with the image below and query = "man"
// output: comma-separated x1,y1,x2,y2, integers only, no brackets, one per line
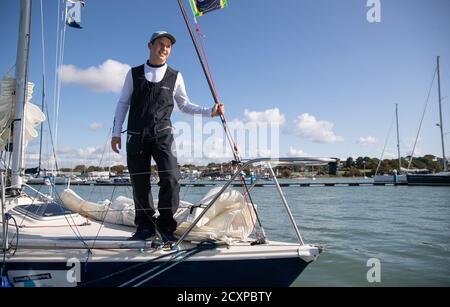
111,31,224,241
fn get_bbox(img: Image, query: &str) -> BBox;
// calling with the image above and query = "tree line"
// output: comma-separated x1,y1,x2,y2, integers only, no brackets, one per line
57,155,445,178
340,155,443,177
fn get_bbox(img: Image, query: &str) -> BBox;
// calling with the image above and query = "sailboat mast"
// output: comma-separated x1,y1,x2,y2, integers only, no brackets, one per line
437,56,448,172
11,0,32,191
396,103,402,173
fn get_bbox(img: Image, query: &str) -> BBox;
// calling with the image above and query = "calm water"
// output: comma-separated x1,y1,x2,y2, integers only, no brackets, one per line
37,179,450,287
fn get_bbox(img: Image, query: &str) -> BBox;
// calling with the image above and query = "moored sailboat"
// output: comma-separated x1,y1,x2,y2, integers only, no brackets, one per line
1,0,332,287
373,104,408,184
407,57,450,186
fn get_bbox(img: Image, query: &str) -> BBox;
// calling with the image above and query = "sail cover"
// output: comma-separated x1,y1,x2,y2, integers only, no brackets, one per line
60,186,256,244
189,0,228,17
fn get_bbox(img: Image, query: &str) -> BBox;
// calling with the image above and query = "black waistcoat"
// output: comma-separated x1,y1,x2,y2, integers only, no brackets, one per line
127,65,178,154
126,64,178,150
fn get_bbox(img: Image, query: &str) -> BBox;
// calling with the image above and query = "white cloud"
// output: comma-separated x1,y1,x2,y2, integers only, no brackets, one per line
89,122,103,131
24,146,126,169
287,146,308,157
358,136,377,147
59,59,130,93
243,108,286,125
292,113,343,143
228,108,286,131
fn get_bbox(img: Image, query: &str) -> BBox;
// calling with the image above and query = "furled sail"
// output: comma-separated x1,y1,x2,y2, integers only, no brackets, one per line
0,76,45,151
60,186,256,245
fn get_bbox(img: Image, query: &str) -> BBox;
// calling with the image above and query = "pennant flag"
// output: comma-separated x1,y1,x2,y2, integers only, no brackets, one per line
189,0,228,17
66,0,85,29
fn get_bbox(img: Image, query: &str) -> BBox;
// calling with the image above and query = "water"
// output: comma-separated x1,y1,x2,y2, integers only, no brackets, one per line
32,179,450,287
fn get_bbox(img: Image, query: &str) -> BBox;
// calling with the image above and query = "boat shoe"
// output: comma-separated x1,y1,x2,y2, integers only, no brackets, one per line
128,227,156,241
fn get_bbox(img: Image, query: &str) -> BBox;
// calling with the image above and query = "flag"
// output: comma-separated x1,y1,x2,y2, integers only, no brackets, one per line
189,0,228,17
66,0,85,29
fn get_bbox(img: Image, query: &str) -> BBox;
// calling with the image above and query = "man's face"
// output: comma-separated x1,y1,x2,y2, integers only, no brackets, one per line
149,37,172,65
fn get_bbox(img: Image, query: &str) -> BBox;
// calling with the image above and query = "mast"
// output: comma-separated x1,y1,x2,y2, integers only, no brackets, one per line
395,103,402,173
11,0,32,191
437,56,448,172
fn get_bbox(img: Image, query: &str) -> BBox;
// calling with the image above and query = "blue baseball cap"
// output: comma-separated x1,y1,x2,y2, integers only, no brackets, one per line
150,31,176,45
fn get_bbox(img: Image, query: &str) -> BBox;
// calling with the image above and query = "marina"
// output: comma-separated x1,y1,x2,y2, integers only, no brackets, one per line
1,0,449,289
28,181,450,287
28,180,410,187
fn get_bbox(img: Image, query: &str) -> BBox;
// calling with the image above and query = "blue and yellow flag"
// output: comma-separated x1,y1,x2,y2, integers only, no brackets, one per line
189,0,228,17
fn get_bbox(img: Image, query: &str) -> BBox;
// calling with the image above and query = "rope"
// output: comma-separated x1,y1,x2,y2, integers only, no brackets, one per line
14,223,87,229
195,23,218,97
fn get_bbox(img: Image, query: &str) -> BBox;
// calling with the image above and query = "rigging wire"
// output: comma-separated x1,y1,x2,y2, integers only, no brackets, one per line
78,242,215,287
176,0,266,240
87,129,113,201
407,66,437,170
38,0,47,175
4,65,16,77
375,109,396,176
121,241,217,287
52,0,61,165
52,0,67,174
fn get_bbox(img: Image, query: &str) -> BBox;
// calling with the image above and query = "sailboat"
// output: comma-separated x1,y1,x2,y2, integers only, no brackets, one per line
407,57,450,186
1,0,334,287
373,104,408,185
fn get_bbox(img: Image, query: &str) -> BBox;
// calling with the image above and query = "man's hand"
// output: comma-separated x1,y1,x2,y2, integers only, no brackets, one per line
211,103,225,117
111,137,121,154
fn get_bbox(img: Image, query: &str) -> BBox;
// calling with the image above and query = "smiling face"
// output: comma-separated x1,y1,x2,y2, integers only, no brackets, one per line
148,37,172,66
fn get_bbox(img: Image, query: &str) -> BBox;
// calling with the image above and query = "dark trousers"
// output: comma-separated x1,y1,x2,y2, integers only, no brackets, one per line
127,133,180,233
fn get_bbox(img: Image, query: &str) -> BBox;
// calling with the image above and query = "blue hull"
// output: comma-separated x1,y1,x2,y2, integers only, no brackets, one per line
407,174,450,186
6,258,309,287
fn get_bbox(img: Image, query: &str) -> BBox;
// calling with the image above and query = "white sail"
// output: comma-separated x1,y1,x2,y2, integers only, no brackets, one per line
60,186,257,245
0,76,45,151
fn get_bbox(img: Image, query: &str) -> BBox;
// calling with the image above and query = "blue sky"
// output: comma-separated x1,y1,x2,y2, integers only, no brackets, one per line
1,0,449,168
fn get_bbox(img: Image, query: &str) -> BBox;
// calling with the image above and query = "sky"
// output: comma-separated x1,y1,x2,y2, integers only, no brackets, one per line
1,0,450,168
